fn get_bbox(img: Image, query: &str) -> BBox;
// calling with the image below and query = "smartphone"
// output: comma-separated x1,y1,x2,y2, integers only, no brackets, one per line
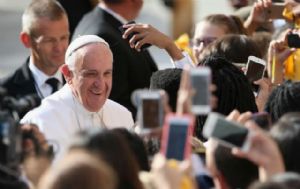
160,114,194,161
265,3,285,20
287,33,300,48
203,113,251,151
245,56,266,92
190,67,211,115
137,91,164,130
118,21,151,50
250,112,271,130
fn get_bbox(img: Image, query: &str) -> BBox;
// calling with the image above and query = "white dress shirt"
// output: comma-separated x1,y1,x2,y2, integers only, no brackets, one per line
29,58,63,98
21,84,134,162
99,4,128,24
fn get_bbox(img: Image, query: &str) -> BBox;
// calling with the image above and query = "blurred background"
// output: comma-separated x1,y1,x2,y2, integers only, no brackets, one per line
0,0,233,77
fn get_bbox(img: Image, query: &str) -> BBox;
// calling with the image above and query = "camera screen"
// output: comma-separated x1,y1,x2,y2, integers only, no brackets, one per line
246,61,265,83
142,99,160,128
211,118,249,148
166,120,189,161
0,119,22,164
191,74,209,106
287,34,300,48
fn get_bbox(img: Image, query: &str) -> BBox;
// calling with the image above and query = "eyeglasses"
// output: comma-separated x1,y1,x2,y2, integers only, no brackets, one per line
192,37,217,48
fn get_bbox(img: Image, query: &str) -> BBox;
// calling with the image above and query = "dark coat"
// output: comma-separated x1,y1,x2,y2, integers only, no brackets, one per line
0,59,65,117
0,59,38,99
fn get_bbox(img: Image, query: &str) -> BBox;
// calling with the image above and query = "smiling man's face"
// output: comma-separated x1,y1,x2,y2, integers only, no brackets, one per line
69,43,113,112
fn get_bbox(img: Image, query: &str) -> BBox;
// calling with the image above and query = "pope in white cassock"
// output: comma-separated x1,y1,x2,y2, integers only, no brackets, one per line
21,35,134,161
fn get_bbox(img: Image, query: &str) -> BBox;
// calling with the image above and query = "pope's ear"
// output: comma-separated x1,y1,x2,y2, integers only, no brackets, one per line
20,32,32,48
61,64,71,77
61,64,73,84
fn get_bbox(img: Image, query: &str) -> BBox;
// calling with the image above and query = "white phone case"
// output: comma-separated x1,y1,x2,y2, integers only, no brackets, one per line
190,67,211,115
203,112,251,152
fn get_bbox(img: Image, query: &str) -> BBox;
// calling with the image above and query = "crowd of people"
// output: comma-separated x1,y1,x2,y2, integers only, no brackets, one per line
1,0,300,189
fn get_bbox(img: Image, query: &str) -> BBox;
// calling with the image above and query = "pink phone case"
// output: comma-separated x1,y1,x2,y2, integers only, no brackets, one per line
160,113,195,160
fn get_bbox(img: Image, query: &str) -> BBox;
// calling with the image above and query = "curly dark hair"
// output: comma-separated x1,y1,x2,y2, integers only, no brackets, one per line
200,55,258,115
150,68,182,112
265,81,300,122
195,55,257,140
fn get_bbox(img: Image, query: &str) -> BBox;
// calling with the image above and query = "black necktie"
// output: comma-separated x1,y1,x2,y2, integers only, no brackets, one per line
46,78,59,94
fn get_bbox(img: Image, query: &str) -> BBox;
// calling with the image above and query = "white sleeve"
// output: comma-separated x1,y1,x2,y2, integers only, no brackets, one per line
173,51,195,69
20,109,35,124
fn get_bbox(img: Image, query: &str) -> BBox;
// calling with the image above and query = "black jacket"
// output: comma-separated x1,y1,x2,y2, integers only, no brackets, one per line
0,59,64,117
0,59,37,99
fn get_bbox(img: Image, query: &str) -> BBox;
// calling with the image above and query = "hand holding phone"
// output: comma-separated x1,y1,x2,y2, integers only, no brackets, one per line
245,56,266,92
265,3,285,20
119,21,152,51
190,67,211,115
160,114,195,161
203,113,251,152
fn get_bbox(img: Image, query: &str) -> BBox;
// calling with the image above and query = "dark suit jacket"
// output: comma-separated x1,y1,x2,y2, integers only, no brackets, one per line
0,59,65,117
72,7,158,116
0,59,39,117
57,0,95,37
0,59,38,99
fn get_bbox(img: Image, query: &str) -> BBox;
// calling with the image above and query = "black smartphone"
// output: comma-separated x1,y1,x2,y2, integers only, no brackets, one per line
190,67,211,115
245,56,266,92
118,21,151,50
287,33,300,48
203,113,251,151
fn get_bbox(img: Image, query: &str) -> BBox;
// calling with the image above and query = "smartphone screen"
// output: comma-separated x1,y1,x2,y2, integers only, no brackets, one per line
203,113,249,149
190,68,211,115
138,91,163,130
161,115,194,161
142,98,160,129
165,120,189,160
246,60,265,83
287,34,300,48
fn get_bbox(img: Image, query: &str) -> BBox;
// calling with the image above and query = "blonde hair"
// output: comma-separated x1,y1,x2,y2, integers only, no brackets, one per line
22,0,67,35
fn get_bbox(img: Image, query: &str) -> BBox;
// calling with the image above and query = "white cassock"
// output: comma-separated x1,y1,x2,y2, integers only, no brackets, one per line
21,84,134,162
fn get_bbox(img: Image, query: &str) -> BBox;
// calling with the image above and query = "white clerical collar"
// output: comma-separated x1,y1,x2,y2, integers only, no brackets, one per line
72,92,101,116
70,86,106,129
28,57,63,89
99,4,128,24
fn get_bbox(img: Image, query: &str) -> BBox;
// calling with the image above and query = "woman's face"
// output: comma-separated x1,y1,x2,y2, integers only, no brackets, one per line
192,21,227,62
